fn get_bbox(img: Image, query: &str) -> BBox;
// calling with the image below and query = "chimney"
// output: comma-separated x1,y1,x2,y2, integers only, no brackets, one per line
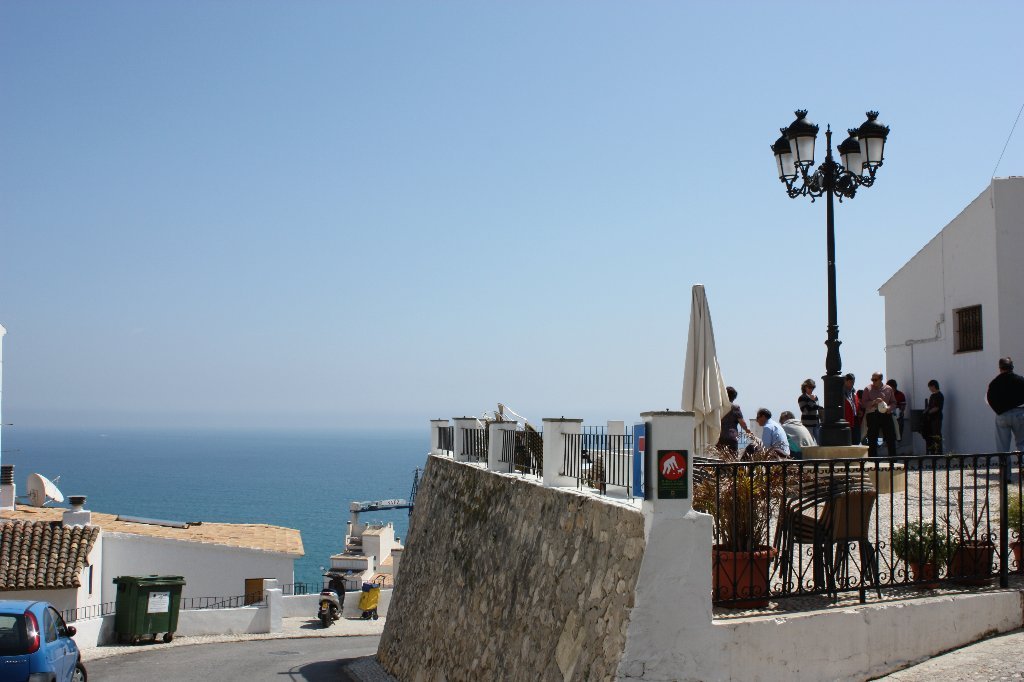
0,464,15,511
63,495,92,527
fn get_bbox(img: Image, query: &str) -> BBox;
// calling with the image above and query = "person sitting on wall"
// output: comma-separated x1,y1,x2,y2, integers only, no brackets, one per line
717,386,752,454
862,372,898,458
987,357,1024,452
755,408,791,458
780,410,816,459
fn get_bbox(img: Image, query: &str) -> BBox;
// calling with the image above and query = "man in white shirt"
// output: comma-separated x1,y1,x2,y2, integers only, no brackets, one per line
755,408,791,458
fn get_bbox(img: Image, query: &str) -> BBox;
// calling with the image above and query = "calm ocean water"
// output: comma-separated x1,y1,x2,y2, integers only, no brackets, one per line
1,428,428,586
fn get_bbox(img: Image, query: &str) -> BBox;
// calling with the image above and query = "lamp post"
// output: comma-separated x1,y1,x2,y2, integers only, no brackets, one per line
772,110,890,447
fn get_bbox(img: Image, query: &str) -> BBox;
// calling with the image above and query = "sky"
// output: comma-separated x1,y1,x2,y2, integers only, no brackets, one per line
1,2,1023,431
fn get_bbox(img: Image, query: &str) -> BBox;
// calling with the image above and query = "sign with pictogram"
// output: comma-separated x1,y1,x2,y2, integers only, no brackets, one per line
657,449,689,499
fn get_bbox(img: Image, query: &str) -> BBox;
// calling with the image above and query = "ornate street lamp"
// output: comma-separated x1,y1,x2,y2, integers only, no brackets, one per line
771,110,890,447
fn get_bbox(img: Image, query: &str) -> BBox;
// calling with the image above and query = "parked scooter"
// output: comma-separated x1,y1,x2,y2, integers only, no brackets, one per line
318,589,341,627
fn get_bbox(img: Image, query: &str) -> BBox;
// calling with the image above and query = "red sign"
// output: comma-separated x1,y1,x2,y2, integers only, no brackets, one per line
659,451,687,481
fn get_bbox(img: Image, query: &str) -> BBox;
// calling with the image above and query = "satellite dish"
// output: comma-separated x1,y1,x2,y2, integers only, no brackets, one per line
25,473,64,507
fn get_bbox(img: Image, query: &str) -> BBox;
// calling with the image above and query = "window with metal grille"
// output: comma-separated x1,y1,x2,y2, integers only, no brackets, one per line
954,305,983,353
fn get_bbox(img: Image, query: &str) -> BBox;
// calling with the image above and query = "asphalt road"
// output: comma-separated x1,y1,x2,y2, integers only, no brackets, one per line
86,635,383,682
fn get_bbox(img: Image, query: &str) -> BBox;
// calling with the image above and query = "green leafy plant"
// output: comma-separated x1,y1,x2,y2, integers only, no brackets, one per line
891,521,954,565
1009,492,1023,537
693,444,787,552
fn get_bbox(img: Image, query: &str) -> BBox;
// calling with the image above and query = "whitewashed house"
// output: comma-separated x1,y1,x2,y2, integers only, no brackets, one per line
879,176,1024,454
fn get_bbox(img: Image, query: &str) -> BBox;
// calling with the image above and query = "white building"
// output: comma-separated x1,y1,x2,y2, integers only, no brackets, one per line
1,502,304,613
879,177,1024,454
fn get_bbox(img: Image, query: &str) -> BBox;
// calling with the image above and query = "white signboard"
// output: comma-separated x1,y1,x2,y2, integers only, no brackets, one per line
147,591,171,614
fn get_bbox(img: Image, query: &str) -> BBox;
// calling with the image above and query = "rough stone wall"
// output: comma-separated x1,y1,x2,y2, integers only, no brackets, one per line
377,456,645,682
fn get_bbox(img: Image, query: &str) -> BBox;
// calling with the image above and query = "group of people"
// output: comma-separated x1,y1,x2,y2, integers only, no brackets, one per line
716,373,941,459
716,355,1024,459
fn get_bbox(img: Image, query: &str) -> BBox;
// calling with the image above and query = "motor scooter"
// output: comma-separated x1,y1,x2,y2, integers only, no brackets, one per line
317,589,342,627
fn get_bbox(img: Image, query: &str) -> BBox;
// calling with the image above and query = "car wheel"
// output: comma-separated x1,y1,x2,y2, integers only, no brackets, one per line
73,661,88,682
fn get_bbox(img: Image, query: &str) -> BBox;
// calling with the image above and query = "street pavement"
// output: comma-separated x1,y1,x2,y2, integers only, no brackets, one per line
876,629,1024,681
86,635,386,681
81,614,1024,680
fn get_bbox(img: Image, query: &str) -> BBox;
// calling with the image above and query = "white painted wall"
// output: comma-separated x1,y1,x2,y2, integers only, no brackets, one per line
101,533,295,604
880,180,1020,453
995,179,1024,374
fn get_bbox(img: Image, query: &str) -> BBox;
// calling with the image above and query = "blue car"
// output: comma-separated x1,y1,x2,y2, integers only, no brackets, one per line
0,601,86,682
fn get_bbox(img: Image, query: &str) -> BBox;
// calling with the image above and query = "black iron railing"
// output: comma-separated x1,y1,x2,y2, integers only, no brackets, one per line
563,427,633,496
693,452,1024,609
438,426,454,454
281,582,321,596
180,594,265,610
461,427,488,463
499,428,544,476
61,601,116,623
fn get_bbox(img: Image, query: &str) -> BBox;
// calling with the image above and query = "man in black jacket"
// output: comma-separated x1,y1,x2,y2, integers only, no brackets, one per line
987,357,1024,451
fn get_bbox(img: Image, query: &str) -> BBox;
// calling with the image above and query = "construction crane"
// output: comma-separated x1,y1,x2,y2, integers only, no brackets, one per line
346,467,422,544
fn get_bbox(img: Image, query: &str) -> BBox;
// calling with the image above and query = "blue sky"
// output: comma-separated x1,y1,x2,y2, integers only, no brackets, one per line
1,2,1023,430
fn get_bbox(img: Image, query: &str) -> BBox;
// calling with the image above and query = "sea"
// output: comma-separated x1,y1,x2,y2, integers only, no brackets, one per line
0,428,428,586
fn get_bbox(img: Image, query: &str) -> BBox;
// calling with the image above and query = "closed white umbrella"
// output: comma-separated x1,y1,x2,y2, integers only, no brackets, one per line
681,284,730,455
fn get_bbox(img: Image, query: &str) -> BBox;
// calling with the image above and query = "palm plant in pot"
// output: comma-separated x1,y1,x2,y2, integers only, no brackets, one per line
693,444,785,608
946,493,995,585
891,521,953,588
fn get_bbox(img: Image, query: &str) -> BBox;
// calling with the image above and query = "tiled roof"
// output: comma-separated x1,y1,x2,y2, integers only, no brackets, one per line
0,519,100,590
1,508,303,557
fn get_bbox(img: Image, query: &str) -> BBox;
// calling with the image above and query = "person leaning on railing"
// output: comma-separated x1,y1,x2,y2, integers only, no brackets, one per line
717,386,752,454
987,356,1024,452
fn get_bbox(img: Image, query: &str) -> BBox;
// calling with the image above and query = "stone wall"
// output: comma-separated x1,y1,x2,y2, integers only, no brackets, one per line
377,456,645,682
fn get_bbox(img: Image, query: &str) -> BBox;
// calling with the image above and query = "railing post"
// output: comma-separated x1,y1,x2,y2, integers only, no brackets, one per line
1000,454,1010,588
430,419,449,455
542,417,582,488
640,411,696,511
488,421,516,472
452,417,481,463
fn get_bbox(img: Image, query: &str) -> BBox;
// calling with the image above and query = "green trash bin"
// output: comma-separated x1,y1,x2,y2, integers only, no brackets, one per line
113,575,186,644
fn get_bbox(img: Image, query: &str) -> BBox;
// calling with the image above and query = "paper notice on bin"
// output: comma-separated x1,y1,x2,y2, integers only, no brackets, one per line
148,591,171,613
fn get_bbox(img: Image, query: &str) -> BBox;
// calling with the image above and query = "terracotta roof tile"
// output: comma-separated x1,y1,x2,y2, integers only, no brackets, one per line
0,519,99,590
1,508,303,557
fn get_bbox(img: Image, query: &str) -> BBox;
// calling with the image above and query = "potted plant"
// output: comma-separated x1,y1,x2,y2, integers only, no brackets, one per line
891,521,952,588
946,493,995,585
693,444,784,608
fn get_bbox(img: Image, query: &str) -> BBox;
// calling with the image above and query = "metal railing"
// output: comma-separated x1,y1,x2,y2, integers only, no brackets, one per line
563,427,633,496
438,425,454,454
281,582,321,596
180,594,265,610
61,601,116,623
499,428,543,476
693,452,1024,609
461,427,488,463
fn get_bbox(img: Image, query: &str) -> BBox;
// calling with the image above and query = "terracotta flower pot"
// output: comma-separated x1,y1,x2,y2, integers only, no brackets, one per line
948,540,995,585
712,546,778,609
908,561,940,589
1012,540,1023,573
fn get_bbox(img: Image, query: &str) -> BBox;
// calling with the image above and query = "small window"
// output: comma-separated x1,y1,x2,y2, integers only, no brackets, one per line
954,305,983,353
43,609,58,643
